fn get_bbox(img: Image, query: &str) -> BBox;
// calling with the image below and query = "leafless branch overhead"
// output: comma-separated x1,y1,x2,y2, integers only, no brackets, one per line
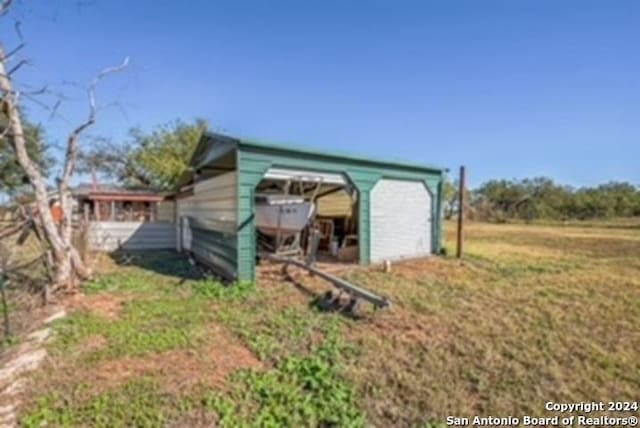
60,56,129,189
0,43,25,62
87,56,130,117
0,0,12,16
13,20,23,41
49,99,62,121
6,58,29,76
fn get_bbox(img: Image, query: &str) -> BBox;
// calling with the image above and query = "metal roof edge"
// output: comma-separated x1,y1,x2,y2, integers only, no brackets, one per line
204,132,446,175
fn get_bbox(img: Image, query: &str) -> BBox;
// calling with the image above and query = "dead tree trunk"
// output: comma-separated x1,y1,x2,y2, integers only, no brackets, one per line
0,51,77,286
0,6,128,290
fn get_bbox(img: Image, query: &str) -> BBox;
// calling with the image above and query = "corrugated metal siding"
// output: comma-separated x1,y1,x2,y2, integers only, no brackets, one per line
317,191,352,217
176,171,238,279
370,179,432,262
88,221,176,251
237,148,443,282
156,201,175,222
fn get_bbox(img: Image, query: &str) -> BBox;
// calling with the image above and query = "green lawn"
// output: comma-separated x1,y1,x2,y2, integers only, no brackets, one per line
19,221,640,427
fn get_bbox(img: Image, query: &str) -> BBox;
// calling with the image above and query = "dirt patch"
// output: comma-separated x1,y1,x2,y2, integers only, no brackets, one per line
390,256,485,283
78,325,262,393
0,291,64,350
80,335,108,353
65,293,128,319
353,311,452,350
257,264,325,306
88,252,121,274
204,324,263,383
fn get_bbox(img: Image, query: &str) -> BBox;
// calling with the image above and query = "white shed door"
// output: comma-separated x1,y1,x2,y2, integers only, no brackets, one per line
370,179,432,262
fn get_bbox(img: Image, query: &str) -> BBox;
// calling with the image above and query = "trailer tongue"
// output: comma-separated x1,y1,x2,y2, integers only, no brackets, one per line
262,253,391,314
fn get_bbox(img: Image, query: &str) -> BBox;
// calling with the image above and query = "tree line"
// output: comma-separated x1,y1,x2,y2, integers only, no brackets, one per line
444,177,640,222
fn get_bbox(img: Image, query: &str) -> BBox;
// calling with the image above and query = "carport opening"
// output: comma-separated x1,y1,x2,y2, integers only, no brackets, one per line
254,168,360,266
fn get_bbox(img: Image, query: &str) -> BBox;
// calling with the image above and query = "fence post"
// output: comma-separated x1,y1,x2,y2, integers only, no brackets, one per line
456,166,466,259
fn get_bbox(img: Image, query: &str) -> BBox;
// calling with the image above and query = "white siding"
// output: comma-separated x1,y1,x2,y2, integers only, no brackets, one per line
179,217,192,251
89,221,176,251
370,179,432,262
156,200,175,222
176,171,238,278
177,171,237,232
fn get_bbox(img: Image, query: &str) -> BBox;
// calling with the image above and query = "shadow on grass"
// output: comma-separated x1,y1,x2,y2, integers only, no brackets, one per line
279,271,364,319
108,250,204,282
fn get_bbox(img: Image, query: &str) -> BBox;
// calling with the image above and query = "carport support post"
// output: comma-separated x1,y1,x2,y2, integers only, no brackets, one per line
456,165,466,258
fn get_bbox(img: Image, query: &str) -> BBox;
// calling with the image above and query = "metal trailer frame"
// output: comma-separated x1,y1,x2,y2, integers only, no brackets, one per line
262,253,391,311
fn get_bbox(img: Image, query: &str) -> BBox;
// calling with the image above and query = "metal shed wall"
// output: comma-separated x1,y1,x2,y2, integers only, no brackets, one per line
176,171,238,279
236,144,444,282
88,221,176,251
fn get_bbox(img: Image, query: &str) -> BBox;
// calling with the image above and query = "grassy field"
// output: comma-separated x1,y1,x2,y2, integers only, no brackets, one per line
17,221,640,427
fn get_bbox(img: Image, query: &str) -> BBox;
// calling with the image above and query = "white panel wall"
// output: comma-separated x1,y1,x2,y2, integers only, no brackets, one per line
176,171,238,278
177,171,237,233
370,179,432,262
156,200,175,222
180,217,192,251
89,221,176,251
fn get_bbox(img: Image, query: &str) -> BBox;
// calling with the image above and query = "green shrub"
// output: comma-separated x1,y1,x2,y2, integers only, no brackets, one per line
191,279,254,300
83,276,121,294
50,298,211,360
21,379,182,428
205,320,366,427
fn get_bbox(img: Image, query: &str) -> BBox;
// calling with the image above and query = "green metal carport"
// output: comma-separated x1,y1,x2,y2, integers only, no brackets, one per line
175,132,446,282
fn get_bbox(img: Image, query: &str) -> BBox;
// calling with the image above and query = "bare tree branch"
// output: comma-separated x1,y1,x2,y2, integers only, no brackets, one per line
0,47,66,266
88,57,130,115
6,58,29,76
12,83,71,123
0,0,129,288
0,42,25,62
0,0,12,16
49,99,61,121
17,91,65,119
13,20,22,41
22,84,47,96
59,56,129,190
55,56,129,281
0,124,10,140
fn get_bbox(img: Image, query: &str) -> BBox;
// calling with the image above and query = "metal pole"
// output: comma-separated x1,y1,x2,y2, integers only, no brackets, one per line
275,206,282,254
456,165,466,258
0,276,10,339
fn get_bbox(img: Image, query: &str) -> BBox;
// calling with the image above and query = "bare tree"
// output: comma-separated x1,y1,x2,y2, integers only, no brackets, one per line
0,1,128,289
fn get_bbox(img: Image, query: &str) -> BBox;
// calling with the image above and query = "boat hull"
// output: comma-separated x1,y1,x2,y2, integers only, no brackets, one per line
256,201,314,237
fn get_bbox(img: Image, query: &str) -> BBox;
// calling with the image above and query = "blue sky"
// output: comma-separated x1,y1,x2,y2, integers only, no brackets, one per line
2,0,639,188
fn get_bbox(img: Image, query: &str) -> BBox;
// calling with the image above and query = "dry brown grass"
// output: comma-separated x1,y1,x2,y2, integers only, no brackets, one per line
337,221,640,426
17,221,640,427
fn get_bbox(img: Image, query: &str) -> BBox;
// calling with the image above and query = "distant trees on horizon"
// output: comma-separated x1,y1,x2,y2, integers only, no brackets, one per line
445,177,640,222
3,112,638,224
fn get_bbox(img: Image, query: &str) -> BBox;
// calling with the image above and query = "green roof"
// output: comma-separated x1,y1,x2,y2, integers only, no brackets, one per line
209,132,447,174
